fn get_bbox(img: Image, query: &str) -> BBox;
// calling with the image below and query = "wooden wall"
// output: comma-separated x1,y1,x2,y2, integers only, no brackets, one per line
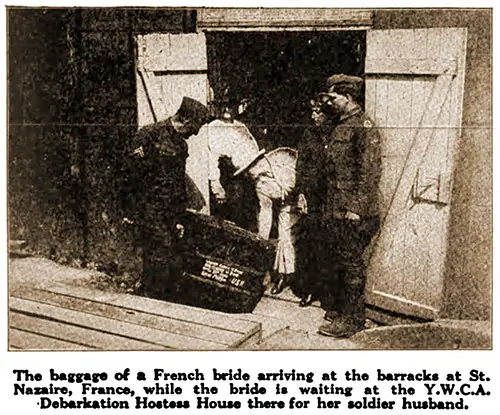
373,9,492,320
8,9,85,263
8,8,194,273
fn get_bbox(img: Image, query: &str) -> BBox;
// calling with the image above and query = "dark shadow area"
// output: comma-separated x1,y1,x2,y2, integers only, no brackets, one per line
207,30,365,150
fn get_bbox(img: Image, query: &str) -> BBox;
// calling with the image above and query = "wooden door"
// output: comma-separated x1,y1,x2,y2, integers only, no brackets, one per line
136,33,210,214
364,28,467,319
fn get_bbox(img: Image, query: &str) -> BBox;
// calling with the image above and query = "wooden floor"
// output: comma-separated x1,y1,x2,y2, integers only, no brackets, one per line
9,284,264,351
6,256,365,351
11,257,489,350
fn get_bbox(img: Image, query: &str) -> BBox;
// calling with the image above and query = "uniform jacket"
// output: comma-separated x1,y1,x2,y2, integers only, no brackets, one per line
122,119,188,229
295,126,328,215
322,108,381,219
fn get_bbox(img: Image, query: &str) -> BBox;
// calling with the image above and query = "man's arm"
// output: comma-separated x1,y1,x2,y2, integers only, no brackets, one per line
120,129,149,224
345,120,382,218
295,129,321,199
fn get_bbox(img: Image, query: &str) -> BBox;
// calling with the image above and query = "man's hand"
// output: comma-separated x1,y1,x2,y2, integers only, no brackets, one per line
214,192,227,205
345,211,361,222
210,181,227,205
70,165,80,178
297,193,308,215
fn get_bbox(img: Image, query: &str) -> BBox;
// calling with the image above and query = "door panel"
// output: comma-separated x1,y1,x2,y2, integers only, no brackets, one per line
365,28,467,319
138,33,208,72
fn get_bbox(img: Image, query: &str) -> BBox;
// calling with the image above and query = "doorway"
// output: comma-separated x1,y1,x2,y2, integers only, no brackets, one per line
206,30,366,150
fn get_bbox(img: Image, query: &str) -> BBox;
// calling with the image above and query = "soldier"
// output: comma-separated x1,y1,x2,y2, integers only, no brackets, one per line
297,75,382,337
121,97,210,299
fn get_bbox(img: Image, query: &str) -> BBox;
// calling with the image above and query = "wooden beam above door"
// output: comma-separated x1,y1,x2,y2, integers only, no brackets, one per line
197,8,373,30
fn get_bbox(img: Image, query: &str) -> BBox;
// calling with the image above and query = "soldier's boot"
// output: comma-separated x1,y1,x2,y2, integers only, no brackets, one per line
323,309,342,322
271,273,293,295
299,293,314,307
318,315,364,338
320,274,342,320
318,270,366,338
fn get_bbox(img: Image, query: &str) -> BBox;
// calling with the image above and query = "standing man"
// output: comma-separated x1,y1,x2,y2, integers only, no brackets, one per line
297,75,382,337
122,97,210,299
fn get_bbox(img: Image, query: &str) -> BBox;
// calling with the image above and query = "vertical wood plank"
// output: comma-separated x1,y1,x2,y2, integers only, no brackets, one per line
136,71,156,127
444,29,468,184
410,29,428,60
365,30,390,62
373,78,390,211
402,71,448,306
385,79,413,157
380,156,401,215
366,28,468,318
376,76,419,298
364,78,377,119
138,71,170,125
404,204,448,309
426,30,467,310
426,28,444,61
375,78,389,127
410,78,433,128
392,29,411,59
401,74,435,304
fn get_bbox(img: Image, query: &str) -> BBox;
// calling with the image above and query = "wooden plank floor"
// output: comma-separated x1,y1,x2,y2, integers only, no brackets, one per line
9,257,491,351
7,257,359,351
9,284,262,351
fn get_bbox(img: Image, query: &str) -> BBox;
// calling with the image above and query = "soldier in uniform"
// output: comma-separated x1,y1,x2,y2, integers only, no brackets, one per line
296,75,382,337
122,97,210,299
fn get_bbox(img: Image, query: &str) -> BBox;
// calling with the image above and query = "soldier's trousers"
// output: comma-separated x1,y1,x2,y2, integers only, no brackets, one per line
293,216,379,317
141,223,183,299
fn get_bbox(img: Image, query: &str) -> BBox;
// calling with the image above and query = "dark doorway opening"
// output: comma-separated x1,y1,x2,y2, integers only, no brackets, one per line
206,30,366,150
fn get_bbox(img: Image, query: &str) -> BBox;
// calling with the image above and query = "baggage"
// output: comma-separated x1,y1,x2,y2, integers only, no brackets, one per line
163,210,275,313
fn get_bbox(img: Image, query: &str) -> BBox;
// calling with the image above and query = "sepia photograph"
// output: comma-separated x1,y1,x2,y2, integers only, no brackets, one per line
6,6,492,351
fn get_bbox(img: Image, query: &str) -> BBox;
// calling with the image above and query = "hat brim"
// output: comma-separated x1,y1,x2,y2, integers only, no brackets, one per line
318,92,337,98
233,149,266,177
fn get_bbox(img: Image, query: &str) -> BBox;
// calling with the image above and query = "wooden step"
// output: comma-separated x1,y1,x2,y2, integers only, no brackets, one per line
10,328,89,351
9,284,261,351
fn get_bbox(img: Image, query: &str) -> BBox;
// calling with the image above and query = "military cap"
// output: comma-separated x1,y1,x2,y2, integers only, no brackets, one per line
177,97,210,125
319,74,364,98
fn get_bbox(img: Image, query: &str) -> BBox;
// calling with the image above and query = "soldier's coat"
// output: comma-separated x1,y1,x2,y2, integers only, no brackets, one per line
124,119,189,229
322,108,381,219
